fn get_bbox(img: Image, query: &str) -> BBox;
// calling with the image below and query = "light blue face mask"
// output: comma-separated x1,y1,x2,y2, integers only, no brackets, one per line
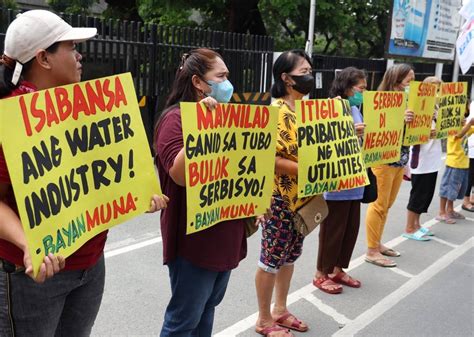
207,79,234,103
348,90,363,107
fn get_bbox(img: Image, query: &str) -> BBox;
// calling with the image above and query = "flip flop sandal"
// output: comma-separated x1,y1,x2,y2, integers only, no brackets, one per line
329,272,361,288
313,276,343,294
364,256,397,268
274,312,309,332
448,211,465,219
462,204,474,212
418,227,434,236
380,248,401,257
402,229,430,241
435,215,456,224
255,324,293,336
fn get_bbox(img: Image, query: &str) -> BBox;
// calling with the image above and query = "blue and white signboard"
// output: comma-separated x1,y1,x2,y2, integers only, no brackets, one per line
387,0,462,60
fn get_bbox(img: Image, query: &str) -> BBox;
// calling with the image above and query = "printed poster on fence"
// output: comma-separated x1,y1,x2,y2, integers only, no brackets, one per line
181,102,278,234
0,73,162,276
362,91,405,167
403,81,437,146
435,82,467,139
297,99,368,198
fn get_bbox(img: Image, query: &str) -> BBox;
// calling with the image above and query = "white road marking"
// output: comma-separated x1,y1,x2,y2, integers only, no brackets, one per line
388,267,414,278
430,236,459,248
99,204,471,335
213,210,466,336
332,237,473,337
303,293,351,325
104,237,162,258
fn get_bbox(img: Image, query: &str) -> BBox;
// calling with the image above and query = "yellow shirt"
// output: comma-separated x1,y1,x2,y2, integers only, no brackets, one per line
272,99,310,211
446,127,474,169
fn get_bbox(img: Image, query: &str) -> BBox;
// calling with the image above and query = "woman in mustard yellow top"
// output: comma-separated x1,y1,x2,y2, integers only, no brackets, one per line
254,50,313,337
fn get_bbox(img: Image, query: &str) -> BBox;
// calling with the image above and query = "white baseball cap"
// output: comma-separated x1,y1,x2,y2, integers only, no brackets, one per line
3,10,97,84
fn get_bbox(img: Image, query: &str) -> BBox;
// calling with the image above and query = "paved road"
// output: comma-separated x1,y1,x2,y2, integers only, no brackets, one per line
92,167,474,337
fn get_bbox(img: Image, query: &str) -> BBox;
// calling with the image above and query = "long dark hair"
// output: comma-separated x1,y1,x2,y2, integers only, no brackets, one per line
0,42,60,98
329,67,367,99
271,49,313,98
378,63,414,91
164,48,222,110
153,48,223,153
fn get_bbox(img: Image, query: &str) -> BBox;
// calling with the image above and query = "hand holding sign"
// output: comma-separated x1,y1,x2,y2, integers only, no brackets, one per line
362,91,405,167
149,194,169,213
297,98,368,197
403,81,437,145
181,102,278,234
24,252,65,283
0,73,163,276
435,82,468,139
354,123,366,138
404,109,414,123
200,96,219,111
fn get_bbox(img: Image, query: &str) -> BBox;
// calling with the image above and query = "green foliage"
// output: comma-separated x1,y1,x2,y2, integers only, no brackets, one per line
47,0,98,15
138,0,194,26
103,0,391,58
1,0,18,9
259,0,391,57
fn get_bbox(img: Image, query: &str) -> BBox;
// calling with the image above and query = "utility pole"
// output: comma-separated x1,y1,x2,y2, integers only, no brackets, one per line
305,0,316,57
453,16,466,81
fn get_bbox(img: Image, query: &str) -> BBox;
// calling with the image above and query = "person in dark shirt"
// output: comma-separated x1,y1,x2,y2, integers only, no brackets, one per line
154,48,248,337
0,10,167,337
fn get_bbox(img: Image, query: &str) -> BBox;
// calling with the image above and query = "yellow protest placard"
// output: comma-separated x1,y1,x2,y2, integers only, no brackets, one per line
403,81,437,145
181,102,278,234
362,91,405,167
297,99,368,198
435,82,467,139
0,73,161,275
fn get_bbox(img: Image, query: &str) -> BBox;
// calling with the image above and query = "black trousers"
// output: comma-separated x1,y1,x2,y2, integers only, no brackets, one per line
465,158,474,198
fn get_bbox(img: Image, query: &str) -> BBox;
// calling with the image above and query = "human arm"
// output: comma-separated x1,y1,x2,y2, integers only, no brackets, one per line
0,194,64,283
354,123,366,138
404,109,414,123
148,194,170,212
455,118,474,138
166,97,219,187
169,148,186,186
275,156,298,176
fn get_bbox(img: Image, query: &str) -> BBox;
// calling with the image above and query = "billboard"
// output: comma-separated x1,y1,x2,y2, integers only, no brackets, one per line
387,0,462,61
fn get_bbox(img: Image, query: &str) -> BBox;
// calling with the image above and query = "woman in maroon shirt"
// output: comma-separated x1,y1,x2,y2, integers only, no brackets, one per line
0,10,167,337
154,48,247,336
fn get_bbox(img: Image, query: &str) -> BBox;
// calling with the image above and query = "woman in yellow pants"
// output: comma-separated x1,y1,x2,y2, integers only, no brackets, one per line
365,64,415,268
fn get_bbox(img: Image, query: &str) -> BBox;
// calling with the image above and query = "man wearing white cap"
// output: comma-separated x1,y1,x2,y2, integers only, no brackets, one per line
0,10,154,337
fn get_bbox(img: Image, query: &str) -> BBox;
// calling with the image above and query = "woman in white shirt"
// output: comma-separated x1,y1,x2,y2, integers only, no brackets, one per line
403,76,442,240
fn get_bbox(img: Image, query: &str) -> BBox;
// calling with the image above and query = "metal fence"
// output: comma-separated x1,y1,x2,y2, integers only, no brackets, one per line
0,7,274,145
2,7,473,127
311,53,474,99
0,8,274,96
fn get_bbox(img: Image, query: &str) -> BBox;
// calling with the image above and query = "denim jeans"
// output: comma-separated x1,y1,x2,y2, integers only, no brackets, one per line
0,255,105,337
160,257,231,337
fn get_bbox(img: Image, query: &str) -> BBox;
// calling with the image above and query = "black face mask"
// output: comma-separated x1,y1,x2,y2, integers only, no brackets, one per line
290,74,314,95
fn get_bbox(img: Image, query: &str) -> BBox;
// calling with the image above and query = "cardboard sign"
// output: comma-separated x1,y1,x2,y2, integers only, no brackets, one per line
403,81,437,145
297,99,368,198
181,102,278,234
0,73,161,275
362,91,405,167
436,82,468,139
